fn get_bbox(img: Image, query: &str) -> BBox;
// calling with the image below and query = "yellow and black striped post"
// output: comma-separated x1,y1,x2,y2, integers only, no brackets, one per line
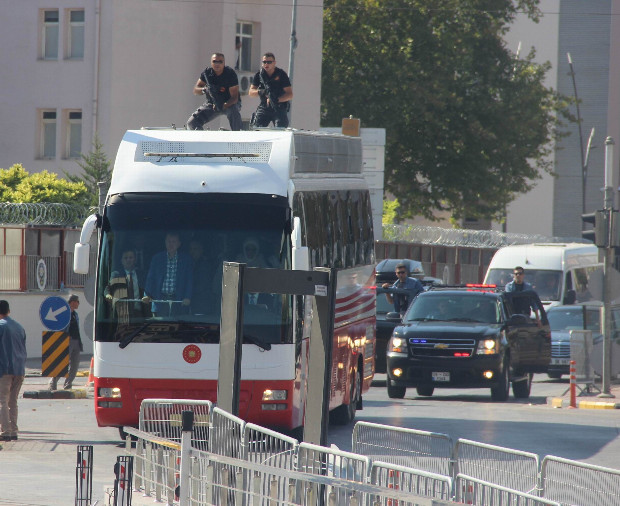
42,331,70,377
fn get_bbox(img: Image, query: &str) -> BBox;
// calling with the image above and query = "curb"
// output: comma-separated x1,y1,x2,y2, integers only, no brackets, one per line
23,389,88,400
547,396,619,409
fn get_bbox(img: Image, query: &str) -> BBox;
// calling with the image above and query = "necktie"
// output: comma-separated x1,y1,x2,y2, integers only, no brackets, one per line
127,272,135,299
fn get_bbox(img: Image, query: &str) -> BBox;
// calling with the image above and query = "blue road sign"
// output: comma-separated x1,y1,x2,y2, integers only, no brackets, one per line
39,296,71,331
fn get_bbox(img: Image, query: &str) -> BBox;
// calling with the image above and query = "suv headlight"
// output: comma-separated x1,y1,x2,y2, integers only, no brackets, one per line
476,339,498,355
388,336,407,354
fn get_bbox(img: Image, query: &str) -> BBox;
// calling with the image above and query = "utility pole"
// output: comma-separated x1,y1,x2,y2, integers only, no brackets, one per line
600,136,616,398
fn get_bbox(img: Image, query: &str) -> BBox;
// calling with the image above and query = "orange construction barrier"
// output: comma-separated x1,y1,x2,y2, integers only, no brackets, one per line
86,357,94,388
569,360,577,408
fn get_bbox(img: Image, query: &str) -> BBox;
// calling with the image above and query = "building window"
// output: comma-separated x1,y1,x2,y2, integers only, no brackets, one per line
65,110,82,158
41,10,59,60
235,22,253,72
67,9,85,59
40,110,57,159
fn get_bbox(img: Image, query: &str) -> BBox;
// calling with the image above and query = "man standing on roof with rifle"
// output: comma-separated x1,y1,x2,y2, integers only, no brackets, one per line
249,52,293,128
187,53,242,131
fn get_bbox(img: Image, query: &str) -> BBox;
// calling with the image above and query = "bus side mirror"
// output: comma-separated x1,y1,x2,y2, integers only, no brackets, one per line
292,216,309,271
74,243,90,274
73,214,99,274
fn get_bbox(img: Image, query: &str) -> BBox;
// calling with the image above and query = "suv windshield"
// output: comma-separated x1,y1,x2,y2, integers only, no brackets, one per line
404,293,499,324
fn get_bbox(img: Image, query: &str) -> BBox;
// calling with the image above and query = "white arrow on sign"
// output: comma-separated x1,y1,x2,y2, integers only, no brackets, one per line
45,305,68,322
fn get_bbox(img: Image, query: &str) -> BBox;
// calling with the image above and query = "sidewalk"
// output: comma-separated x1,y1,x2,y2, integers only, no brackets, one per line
546,377,620,409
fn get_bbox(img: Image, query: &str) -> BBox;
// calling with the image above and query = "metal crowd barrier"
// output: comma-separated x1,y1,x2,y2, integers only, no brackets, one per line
453,438,540,495
139,398,213,449
370,461,453,502
125,426,452,505
126,401,620,506
540,455,620,506
454,475,560,506
352,421,454,476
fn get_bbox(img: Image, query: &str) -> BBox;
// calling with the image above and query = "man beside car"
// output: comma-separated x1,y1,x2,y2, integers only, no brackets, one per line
382,263,424,316
505,266,541,325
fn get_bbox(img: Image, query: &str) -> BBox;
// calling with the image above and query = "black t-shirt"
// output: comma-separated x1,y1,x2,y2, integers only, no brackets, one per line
200,66,239,102
252,67,291,105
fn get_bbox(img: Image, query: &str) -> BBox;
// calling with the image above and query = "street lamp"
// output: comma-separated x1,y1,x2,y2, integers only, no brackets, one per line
567,53,595,214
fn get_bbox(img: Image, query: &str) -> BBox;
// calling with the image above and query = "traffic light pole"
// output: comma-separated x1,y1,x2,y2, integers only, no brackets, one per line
601,136,615,398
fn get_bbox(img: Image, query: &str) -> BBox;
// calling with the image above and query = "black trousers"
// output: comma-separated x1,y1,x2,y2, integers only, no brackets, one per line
187,102,242,131
252,103,289,128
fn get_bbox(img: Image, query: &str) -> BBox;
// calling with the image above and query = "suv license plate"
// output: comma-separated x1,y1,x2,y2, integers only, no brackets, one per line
432,372,450,382
551,358,570,365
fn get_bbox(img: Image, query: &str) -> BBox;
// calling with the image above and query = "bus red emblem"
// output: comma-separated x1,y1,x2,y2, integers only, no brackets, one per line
182,345,201,364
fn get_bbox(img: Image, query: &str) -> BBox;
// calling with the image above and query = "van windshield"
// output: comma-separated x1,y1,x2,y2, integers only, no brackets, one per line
485,269,562,302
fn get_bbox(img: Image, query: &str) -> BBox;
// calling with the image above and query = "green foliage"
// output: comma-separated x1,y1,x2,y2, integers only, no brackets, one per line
0,164,88,204
65,133,112,206
322,0,573,221
383,199,400,224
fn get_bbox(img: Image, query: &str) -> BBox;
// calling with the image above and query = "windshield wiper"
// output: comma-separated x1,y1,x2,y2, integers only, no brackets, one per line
446,317,478,322
244,334,272,351
119,321,159,349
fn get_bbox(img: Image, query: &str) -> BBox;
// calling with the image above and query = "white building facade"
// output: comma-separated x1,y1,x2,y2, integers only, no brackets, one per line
0,0,324,177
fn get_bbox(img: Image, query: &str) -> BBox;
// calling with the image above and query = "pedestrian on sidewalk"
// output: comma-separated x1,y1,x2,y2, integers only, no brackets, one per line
49,294,83,390
0,299,27,441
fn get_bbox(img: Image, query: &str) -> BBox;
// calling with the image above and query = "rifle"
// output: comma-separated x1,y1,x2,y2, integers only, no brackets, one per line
259,70,284,111
203,75,226,112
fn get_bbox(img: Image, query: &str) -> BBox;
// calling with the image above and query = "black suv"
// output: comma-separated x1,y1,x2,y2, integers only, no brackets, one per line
386,286,551,401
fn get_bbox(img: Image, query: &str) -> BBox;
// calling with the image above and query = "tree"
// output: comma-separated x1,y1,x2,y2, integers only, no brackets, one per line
322,0,573,222
0,164,89,204
66,133,112,206
383,199,399,225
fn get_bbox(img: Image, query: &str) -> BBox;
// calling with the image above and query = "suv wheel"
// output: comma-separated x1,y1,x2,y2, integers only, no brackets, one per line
512,372,533,399
491,359,510,402
387,377,406,399
416,386,434,397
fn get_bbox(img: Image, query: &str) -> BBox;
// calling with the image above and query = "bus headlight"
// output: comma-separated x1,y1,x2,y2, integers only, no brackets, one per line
262,389,287,401
477,339,498,355
99,387,121,398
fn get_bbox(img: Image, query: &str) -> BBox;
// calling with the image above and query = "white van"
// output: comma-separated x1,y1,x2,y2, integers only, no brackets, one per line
483,243,602,308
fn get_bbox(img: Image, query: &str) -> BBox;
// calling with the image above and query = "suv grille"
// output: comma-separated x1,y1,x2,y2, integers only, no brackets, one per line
408,337,476,357
551,342,570,358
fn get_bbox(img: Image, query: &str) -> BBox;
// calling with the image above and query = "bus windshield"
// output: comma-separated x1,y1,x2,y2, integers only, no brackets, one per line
95,193,292,346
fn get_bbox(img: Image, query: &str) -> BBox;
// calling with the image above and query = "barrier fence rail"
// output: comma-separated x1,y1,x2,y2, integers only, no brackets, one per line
121,403,620,506
540,455,620,506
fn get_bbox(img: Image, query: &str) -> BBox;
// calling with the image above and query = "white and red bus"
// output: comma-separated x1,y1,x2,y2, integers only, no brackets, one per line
74,129,376,437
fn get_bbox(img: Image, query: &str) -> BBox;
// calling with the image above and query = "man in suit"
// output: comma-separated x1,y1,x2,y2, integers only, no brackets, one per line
143,232,193,317
245,292,274,310
49,294,82,390
105,249,147,322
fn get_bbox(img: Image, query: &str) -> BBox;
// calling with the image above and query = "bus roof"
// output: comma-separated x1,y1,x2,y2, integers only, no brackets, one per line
108,129,363,197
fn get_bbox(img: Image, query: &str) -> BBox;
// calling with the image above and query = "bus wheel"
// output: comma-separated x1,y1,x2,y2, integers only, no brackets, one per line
331,367,361,426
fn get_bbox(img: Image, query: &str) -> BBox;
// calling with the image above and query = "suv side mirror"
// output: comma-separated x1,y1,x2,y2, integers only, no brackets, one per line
386,312,402,322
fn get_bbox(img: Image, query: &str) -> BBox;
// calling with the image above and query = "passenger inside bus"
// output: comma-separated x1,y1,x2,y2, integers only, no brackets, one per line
104,249,148,322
